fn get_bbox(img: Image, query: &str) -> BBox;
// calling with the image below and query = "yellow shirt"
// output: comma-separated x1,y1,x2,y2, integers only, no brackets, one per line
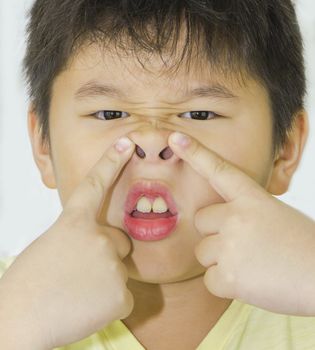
1,255,315,349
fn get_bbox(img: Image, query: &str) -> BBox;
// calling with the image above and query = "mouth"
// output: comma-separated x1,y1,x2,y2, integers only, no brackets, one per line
123,181,179,241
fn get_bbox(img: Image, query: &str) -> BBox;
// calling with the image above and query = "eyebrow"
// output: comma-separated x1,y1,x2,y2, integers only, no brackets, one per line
184,85,237,100
74,80,237,101
75,81,126,100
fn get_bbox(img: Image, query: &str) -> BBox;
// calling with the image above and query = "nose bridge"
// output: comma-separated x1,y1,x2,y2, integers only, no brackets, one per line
128,120,179,163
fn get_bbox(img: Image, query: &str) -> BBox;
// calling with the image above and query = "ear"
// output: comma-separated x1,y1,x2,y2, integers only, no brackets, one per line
27,105,57,189
266,110,309,195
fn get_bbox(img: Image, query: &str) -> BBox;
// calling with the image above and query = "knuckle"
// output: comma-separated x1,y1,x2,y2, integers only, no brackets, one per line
108,260,120,272
213,158,230,177
85,174,104,194
225,237,237,257
204,268,221,296
223,270,237,289
194,208,206,232
190,142,201,158
105,149,120,166
219,272,237,298
108,260,129,283
120,263,129,283
117,288,134,319
219,263,238,298
118,241,131,260
100,235,117,253
204,266,237,299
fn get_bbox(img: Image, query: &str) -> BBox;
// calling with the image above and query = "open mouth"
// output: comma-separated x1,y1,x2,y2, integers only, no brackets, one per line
123,181,179,241
130,209,174,219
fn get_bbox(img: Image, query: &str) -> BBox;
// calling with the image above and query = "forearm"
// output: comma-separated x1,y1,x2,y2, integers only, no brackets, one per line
0,277,48,350
281,216,315,317
293,226,315,316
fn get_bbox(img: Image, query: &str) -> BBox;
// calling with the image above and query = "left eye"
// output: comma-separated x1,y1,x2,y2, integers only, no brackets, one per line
179,111,219,120
93,110,130,120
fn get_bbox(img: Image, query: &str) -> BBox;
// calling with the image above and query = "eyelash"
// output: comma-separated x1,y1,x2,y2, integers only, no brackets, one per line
93,111,129,120
92,110,221,121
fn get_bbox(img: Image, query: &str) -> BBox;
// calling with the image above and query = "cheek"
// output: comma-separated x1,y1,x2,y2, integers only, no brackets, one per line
202,118,273,186
235,117,273,184
230,144,273,187
50,126,114,206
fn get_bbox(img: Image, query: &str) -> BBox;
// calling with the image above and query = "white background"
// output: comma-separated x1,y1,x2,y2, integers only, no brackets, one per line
0,0,314,257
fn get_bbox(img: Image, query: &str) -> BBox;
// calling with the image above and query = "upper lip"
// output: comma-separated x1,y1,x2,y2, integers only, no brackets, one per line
124,180,178,216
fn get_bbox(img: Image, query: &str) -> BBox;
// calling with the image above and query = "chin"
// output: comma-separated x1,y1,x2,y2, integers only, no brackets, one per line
124,254,206,284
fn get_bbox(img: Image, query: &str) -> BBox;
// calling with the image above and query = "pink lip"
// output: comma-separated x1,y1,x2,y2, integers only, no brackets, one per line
123,181,179,241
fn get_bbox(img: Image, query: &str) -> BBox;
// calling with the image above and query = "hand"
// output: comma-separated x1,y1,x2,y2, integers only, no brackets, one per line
169,132,315,316
0,137,135,349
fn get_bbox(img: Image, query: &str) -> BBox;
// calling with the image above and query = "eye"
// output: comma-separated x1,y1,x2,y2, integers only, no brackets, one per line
93,110,130,120
179,111,220,120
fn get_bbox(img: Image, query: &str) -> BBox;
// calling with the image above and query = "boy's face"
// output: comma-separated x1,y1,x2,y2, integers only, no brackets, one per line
41,44,276,283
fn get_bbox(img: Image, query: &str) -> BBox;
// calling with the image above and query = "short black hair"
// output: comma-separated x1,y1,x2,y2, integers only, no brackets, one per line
23,0,306,156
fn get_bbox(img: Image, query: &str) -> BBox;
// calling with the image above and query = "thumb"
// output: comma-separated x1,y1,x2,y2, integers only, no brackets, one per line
65,137,135,220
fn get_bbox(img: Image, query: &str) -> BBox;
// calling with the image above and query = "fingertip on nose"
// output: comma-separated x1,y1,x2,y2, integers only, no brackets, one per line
114,137,133,153
169,132,191,148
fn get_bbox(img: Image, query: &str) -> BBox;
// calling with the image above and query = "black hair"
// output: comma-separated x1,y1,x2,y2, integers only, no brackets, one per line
23,0,306,155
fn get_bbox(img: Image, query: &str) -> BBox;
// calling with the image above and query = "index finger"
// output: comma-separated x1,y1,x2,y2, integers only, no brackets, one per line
168,132,261,202
65,137,135,219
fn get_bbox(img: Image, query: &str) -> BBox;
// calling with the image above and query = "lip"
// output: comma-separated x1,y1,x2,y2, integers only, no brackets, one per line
124,181,178,216
123,180,179,241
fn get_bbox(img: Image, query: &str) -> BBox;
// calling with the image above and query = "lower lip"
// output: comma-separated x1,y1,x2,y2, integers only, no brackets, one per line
123,212,179,241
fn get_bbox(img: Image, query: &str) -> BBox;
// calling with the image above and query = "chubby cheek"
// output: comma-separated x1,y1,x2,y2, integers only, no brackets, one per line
221,142,272,187
204,118,273,188
50,128,114,207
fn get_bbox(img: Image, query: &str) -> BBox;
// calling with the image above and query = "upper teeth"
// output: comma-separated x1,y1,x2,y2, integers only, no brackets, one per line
136,196,168,213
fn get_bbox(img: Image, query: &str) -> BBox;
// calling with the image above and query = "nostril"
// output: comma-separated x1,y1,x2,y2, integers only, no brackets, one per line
135,145,173,160
159,146,173,160
135,144,146,158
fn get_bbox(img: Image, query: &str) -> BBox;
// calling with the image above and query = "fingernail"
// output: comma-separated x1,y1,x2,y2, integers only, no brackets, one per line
114,137,133,153
170,132,191,147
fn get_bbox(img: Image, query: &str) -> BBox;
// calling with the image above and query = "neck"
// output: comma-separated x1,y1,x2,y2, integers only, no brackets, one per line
123,274,233,348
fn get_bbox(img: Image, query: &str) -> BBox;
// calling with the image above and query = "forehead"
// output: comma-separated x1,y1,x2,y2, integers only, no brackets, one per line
59,42,266,104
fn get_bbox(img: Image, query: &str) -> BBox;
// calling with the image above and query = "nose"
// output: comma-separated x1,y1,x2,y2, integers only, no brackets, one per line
128,126,181,164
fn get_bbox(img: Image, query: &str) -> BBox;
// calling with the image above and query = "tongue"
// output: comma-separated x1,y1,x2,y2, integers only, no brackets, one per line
131,210,173,219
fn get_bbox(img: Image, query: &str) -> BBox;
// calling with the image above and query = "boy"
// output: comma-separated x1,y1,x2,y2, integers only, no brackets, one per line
1,0,315,349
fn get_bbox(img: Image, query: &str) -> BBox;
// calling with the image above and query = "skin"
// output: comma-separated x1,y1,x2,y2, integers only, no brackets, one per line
170,131,315,317
0,142,135,349
40,45,276,282
26,43,309,349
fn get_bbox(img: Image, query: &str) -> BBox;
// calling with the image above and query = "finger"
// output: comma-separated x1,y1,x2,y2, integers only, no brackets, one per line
168,132,260,202
65,137,135,219
104,226,132,260
194,202,229,236
194,234,221,267
203,265,237,299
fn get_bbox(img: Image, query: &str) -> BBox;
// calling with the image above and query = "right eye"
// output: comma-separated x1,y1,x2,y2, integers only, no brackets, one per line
92,110,130,120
